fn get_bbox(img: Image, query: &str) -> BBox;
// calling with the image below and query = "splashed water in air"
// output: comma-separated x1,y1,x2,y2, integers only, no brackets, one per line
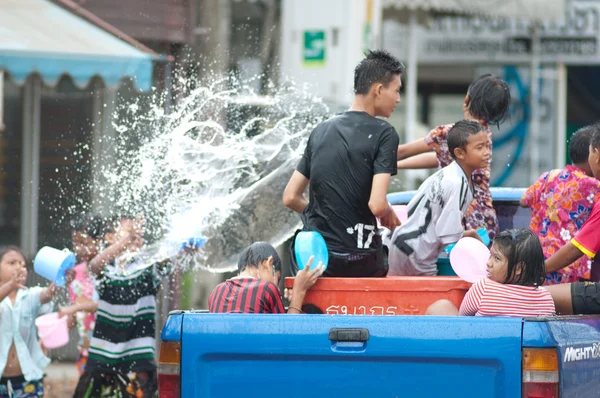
93,75,330,272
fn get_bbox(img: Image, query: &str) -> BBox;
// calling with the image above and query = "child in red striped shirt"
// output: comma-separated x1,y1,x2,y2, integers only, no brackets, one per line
427,229,555,317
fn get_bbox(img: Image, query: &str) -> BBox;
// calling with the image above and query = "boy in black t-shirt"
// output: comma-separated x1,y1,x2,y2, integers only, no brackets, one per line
283,50,403,277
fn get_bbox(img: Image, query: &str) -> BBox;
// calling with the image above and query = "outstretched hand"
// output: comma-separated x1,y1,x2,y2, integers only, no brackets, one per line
10,267,27,291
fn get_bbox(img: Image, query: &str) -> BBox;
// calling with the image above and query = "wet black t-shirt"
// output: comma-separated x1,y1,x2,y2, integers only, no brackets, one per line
297,111,399,254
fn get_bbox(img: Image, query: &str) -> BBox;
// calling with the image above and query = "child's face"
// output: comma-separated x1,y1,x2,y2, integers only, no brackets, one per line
72,231,99,262
588,145,600,180
460,131,491,171
486,244,508,283
0,250,27,284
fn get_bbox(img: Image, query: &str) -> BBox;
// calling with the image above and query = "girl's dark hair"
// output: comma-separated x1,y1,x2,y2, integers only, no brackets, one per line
354,50,404,95
237,242,282,273
466,74,511,127
493,229,545,287
0,246,27,265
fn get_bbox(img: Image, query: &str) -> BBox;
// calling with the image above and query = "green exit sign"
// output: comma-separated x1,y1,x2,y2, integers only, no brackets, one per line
303,30,326,66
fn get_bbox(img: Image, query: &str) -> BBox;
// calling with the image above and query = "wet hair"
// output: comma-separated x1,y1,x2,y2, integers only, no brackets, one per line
0,246,26,267
447,120,485,159
71,214,105,240
569,125,596,164
237,242,282,273
354,50,404,95
590,123,600,151
466,74,511,127
492,229,546,287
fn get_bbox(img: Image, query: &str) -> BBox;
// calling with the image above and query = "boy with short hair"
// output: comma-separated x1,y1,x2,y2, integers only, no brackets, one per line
74,216,165,398
521,125,600,284
283,50,403,278
384,120,489,276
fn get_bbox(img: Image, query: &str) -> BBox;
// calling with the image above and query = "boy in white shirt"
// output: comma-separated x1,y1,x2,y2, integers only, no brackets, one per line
384,120,489,275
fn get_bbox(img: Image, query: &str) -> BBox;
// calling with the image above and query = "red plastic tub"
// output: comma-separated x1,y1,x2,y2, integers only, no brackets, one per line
284,276,472,315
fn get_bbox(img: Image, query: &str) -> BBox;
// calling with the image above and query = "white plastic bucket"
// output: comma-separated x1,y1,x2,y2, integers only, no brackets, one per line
33,247,76,287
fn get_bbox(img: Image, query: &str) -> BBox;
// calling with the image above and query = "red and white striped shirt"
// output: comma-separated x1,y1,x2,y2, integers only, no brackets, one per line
459,278,555,317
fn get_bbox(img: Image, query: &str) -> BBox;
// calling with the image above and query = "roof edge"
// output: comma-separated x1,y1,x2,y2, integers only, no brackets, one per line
51,0,173,61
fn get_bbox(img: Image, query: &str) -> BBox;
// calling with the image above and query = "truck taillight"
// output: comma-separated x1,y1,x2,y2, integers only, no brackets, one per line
522,348,559,398
158,341,181,398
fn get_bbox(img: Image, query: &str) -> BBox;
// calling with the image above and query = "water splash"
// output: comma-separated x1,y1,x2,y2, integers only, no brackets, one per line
95,75,330,272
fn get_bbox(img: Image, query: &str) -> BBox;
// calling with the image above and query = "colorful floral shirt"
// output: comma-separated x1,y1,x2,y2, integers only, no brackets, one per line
424,123,498,240
522,165,600,284
68,262,98,356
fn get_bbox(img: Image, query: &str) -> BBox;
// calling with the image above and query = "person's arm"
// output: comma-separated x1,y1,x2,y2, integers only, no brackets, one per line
458,279,485,316
397,152,438,169
282,171,310,214
397,138,432,160
545,242,585,274
0,271,27,303
462,229,484,243
88,224,138,276
59,301,99,317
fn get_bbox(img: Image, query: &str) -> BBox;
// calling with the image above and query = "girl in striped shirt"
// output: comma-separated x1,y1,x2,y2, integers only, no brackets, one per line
427,229,556,317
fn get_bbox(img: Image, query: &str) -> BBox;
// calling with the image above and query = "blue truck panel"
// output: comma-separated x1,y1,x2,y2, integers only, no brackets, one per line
523,317,600,397
179,314,523,398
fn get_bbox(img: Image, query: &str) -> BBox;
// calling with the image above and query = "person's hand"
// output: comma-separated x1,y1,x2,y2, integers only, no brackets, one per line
64,268,76,286
58,306,78,329
379,205,401,230
293,256,324,294
463,229,483,242
9,267,27,291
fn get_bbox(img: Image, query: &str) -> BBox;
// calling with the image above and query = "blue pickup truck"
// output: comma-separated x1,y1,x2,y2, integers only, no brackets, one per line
158,188,600,398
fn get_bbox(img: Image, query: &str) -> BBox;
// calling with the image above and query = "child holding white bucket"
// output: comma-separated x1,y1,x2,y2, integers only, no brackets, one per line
0,246,74,397
74,215,167,398
425,229,556,317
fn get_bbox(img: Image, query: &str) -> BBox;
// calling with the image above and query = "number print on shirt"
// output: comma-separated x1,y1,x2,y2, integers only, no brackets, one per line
346,223,375,249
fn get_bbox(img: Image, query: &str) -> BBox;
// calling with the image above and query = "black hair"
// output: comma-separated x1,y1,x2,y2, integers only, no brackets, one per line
237,242,282,273
71,214,105,240
447,120,485,160
569,125,596,164
354,50,404,95
590,122,600,151
466,74,511,127
492,229,546,287
0,246,26,267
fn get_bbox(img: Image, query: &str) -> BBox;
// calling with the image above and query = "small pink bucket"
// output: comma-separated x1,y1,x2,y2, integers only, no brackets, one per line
35,312,69,349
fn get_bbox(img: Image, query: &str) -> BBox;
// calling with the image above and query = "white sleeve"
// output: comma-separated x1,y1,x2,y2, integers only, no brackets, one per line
435,181,465,245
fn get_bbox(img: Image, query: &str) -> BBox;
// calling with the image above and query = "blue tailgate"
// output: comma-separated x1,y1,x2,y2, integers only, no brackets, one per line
524,316,600,397
181,314,523,398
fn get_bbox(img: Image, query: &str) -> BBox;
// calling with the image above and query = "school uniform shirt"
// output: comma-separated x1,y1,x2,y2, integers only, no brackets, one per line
208,276,285,313
572,200,600,260
0,287,54,381
459,278,555,317
384,161,474,275
297,111,399,255
85,261,170,375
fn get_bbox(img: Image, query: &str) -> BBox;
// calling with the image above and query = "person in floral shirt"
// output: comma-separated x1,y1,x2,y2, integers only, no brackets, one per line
59,215,104,375
521,126,600,285
396,75,511,240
